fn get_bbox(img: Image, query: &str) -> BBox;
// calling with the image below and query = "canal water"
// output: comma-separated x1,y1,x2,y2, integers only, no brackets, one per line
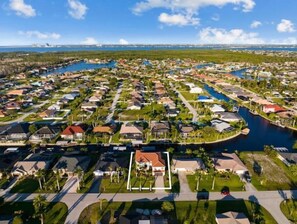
43,61,116,76
204,85,297,151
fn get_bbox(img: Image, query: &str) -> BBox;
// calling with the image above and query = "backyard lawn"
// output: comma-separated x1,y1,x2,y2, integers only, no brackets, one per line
187,172,244,192
280,199,297,223
78,200,276,224
0,201,68,224
240,152,296,190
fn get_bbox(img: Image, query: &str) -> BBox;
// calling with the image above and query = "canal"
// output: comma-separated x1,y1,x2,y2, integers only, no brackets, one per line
43,61,116,76
204,85,297,151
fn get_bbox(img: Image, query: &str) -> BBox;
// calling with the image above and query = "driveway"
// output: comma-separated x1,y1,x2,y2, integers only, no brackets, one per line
154,175,165,193
61,177,79,193
88,176,102,193
177,171,192,193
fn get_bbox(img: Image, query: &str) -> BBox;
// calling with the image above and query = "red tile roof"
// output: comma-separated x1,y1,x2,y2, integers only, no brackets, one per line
135,150,165,167
61,125,84,135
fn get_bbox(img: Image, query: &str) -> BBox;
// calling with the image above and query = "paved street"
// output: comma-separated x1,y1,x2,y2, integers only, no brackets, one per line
1,188,294,224
105,83,122,123
169,83,198,122
0,100,49,125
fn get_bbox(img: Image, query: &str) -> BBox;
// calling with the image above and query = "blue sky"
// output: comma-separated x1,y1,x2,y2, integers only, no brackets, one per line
0,0,296,45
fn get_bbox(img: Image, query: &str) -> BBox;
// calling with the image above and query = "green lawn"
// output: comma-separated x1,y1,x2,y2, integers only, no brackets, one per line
240,152,296,190
10,173,67,193
280,199,297,223
179,90,198,101
187,173,244,192
0,201,68,224
78,200,276,224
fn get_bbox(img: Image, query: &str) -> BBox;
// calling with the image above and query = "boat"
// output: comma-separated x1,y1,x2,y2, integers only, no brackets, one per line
250,110,258,115
241,128,250,135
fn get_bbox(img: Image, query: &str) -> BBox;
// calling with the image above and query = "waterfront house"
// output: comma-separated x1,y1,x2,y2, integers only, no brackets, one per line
172,157,205,174
215,211,250,224
4,123,29,141
61,125,85,141
178,124,195,138
119,123,143,142
212,153,248,175
262,104,286,113
135,150,166,176
217,112,243,122
11,153,52,177
93,153,129,176
29,126,60,143
53,155,91,177
211,120,233,133
210,104,225,113
151,121,170,138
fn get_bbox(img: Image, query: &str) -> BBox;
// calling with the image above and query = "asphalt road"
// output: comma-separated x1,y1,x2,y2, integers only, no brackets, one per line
1,189,295,224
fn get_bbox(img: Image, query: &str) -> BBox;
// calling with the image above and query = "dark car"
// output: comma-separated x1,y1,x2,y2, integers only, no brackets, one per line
244,172,251,183
221,187,230,196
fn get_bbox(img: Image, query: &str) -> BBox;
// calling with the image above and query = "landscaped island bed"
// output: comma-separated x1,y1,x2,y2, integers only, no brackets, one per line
78,200,277,224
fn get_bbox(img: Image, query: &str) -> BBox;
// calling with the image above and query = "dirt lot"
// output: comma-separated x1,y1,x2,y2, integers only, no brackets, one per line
241,152,293,190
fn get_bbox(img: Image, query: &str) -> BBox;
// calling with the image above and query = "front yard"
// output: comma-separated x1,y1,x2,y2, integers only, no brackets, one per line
78,200,276,224
187,172,244,192
240,152,297,190
10,172,67,193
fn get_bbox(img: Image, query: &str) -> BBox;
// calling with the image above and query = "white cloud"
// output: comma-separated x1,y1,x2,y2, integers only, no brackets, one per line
250,20,262,28
199,27,264,44
9,0,36,17
133,0,255,15
81,37,98,45
18,31,61,39
68,0,88,20
119,39,129,45
158,13,199,26
277,19,295,33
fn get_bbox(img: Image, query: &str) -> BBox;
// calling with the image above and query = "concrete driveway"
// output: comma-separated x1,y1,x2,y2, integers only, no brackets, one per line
61,177,79,193
154,175,165,193
88,176,102,193
177,171,192,193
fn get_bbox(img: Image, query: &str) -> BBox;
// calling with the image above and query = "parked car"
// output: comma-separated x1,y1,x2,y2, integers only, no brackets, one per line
244,171,251,183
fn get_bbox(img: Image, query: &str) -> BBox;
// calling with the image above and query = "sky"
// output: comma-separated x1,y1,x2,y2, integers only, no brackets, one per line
0,0,296,45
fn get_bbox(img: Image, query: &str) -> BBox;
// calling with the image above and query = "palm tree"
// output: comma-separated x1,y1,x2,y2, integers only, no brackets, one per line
108,166,113,183
33,195,47,224
55,170,61,191
36,170,45,190
74,168,84,191
209,168,217,190
98,198,107,210
116,167,121,183
195,170,202,191
149,180,154,191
